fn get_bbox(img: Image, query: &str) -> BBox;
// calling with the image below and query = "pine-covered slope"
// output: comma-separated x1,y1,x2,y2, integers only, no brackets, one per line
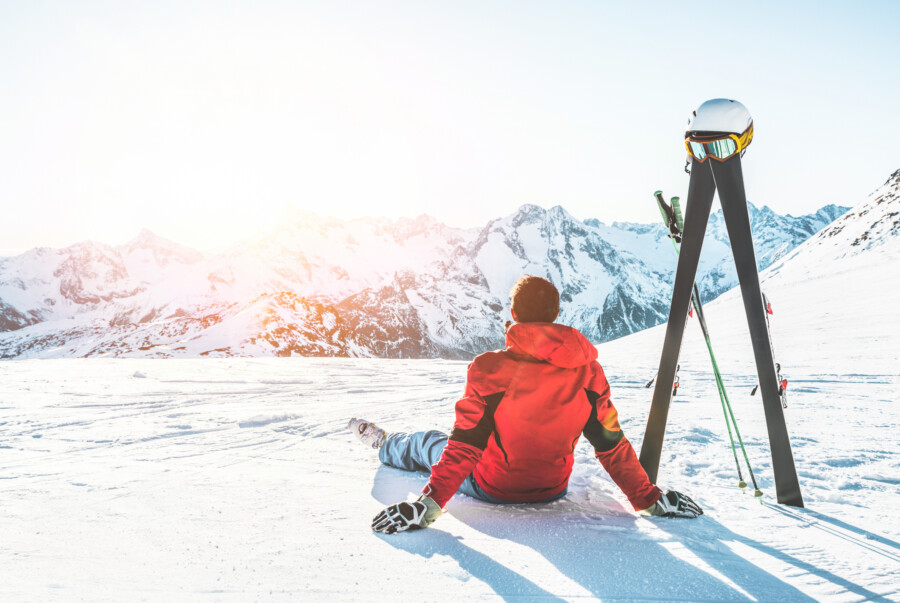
0,185,857,359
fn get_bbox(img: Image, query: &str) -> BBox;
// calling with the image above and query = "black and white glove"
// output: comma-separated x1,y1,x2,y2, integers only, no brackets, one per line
372,495,442,534
642,490,703,518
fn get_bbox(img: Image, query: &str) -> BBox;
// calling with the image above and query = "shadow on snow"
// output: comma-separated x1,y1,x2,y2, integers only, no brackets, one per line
370,465,888,602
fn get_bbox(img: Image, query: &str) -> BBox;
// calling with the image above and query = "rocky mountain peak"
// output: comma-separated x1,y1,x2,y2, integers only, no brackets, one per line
506,203,549,227
885,168,900,187
547,205,577,222
121,229,204,264
129,228,163,246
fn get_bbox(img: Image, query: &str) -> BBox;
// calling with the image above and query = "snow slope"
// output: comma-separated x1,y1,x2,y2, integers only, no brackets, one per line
0,356,896,601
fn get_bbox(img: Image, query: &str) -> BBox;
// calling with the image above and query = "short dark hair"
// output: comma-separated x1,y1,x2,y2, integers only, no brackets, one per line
509,275,559,323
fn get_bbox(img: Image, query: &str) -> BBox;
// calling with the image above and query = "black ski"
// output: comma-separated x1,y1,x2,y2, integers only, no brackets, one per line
710,158,803,507
639,158,716,484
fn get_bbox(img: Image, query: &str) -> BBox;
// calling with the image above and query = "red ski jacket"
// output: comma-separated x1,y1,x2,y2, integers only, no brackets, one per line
423,322,661,511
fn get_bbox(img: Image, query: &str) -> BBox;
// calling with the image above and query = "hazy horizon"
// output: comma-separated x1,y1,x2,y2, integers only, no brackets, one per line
0,193,857,259
2,1,897,253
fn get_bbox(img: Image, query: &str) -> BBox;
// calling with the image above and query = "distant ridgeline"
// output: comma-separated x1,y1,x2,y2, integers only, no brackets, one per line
1,186,867,359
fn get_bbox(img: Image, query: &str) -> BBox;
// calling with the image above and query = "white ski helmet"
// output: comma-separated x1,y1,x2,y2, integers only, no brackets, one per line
686,99,752,136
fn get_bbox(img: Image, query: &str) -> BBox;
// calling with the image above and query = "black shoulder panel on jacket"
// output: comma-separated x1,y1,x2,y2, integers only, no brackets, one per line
582,387,622,453
449,391,505,451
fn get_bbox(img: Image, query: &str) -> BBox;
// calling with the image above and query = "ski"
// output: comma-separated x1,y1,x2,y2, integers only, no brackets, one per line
655,190,762,494
709,156,803,507
639,159,716,484
640,98,803,507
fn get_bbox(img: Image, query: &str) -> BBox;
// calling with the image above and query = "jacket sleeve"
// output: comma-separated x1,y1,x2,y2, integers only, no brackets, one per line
422,361,502,508
582,361,661,511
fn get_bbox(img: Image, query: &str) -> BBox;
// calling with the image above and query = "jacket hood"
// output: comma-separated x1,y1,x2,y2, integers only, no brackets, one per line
505,323,598,369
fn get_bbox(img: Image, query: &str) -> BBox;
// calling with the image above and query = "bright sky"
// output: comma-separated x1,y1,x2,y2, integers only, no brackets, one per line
1,0,897,254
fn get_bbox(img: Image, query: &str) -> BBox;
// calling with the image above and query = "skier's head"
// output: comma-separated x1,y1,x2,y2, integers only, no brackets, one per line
509,276,559,323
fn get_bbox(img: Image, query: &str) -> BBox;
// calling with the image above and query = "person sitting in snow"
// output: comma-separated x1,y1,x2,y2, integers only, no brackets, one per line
350,275,702,534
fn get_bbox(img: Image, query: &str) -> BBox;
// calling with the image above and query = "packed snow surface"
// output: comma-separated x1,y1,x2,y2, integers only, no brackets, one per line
1,174,897,600
1,354,896,601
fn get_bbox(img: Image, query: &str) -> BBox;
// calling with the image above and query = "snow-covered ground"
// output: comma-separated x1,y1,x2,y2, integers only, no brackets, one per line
2,175,897,601
1,354,896,601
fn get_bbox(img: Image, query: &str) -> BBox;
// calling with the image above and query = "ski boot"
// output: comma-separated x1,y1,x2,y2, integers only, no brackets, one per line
348,418,387,449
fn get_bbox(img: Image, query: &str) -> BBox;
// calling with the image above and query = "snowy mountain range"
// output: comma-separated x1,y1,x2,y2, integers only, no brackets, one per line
0,182,864,359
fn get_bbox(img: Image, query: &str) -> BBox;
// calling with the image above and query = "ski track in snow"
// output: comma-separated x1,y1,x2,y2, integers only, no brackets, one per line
0,358,897,602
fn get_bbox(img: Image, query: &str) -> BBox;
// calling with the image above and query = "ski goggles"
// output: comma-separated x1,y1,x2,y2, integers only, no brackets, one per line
684,124,753,163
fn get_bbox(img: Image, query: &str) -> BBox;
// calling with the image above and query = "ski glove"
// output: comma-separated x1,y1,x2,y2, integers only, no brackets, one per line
372,495,442,534
642,490,703,519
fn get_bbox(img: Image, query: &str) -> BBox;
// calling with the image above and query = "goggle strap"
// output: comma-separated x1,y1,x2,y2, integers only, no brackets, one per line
685,124,752,162
685,133,744,162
